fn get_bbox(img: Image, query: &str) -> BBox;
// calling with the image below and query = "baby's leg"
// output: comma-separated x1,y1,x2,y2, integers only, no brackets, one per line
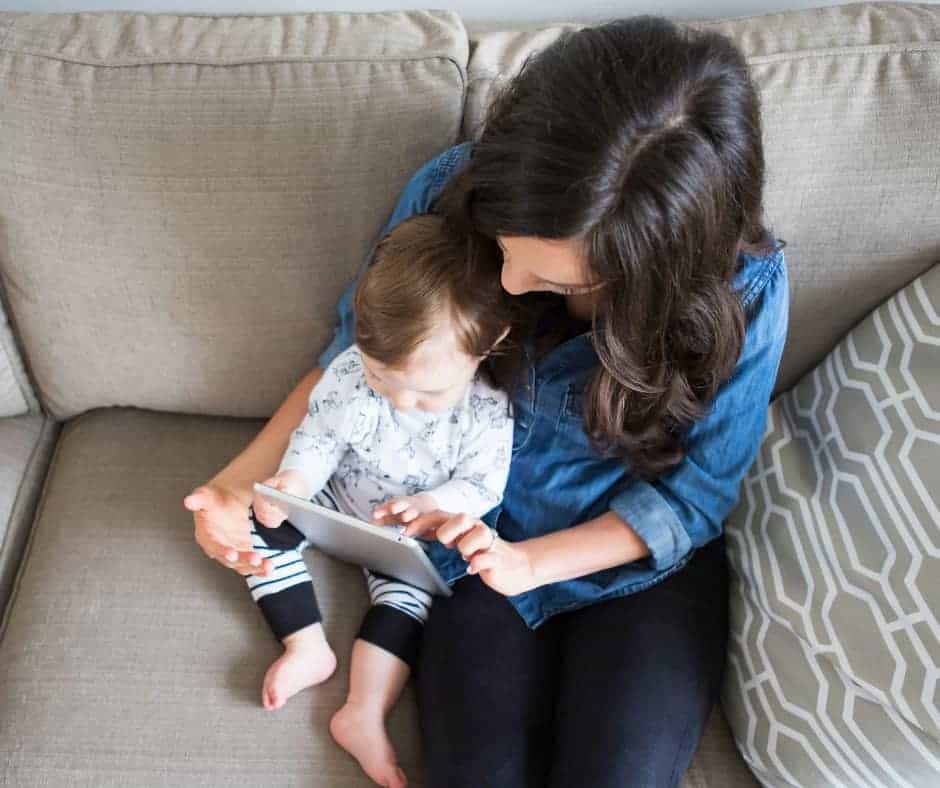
330,570,433,788
246,510,336,710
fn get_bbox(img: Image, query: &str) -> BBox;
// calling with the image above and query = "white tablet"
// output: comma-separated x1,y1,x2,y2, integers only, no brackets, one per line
252,483,452,597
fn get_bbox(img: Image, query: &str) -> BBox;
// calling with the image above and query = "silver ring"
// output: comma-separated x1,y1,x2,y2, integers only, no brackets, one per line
485,526,498,552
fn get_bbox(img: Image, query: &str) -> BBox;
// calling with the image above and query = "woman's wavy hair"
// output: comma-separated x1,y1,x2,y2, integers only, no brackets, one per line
436,16,774,479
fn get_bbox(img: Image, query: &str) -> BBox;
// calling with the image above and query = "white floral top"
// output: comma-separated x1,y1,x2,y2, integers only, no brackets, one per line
278,345,513,522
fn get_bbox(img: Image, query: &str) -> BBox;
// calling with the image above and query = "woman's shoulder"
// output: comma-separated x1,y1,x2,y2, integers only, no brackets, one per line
732,238,789,366
734,236,787,315
424,141,473,193
379,142,473,236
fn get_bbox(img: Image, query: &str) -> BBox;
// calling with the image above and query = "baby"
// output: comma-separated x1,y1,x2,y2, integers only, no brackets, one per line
247,214,514,788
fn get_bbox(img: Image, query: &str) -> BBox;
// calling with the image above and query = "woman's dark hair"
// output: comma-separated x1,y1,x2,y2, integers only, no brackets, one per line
355,215,511,369
436,17,773,478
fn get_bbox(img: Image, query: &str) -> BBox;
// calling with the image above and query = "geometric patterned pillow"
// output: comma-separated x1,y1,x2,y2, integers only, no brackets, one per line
722,263,940,787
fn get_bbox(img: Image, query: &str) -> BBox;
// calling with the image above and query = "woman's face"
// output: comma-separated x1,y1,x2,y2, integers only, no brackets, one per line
497,235,603,319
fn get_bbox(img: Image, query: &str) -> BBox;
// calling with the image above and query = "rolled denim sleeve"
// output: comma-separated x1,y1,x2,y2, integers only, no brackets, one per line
609,254,789,571
317,142,473,369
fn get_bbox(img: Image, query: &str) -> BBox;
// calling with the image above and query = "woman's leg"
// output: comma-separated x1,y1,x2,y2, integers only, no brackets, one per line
416,575,561,788
546,537,729,788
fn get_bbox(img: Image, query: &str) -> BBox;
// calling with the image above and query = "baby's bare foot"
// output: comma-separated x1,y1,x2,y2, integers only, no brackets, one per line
262,625,336,710
330,701,407,788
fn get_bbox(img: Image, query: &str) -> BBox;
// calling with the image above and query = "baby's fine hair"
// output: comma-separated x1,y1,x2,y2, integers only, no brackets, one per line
354,215,511,367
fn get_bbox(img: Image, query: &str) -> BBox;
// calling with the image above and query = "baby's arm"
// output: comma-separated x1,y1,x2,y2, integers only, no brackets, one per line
424,390,514,520
252,348,374,527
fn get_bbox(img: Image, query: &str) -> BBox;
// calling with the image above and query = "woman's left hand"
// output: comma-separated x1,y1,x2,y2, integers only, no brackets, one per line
436,514,539,597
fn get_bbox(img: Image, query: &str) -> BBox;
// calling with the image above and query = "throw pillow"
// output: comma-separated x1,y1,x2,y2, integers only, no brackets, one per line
723,263,940,787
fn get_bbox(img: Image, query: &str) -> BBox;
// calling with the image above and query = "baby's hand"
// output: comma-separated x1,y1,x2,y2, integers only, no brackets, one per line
252,470,309,529
372,493,438,527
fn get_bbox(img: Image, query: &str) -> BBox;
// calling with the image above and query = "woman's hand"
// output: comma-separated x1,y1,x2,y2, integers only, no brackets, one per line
372,493,439,526
436,514,539,597
185,483,273,577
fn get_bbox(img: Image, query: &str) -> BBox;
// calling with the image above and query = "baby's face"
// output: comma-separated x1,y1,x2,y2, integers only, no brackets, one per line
360,327,481,413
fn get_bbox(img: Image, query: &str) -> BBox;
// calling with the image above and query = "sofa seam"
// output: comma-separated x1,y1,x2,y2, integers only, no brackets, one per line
0,47,464,71
0,415,63,642
464,42,940,91
746,41,940,65
0,47,468,107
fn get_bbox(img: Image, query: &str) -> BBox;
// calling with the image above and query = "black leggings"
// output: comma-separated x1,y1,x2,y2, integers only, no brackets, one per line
415,537,729,788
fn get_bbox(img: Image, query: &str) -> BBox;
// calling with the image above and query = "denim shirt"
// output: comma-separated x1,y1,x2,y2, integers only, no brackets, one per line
319,142,789,628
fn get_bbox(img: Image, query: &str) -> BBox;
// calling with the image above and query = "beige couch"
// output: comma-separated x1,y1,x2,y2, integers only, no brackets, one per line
0,3,938,785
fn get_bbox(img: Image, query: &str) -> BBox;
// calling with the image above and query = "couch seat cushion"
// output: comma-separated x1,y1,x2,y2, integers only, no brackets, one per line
0,409,424,785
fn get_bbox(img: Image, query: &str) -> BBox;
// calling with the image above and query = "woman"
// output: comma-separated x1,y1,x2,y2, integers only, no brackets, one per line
187,17,788,787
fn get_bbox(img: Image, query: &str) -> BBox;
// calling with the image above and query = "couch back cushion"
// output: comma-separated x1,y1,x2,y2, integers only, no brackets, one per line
0,11,467,420
465,1,940,394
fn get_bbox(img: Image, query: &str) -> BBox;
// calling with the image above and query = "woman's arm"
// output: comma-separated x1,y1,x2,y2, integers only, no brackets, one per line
215,366,325,503
434,510,649,596
519,511,650,585
186,366,323,575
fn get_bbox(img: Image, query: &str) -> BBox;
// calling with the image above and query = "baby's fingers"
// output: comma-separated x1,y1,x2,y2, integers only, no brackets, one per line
371,508,400,527
372,498,414,525
377,499,409,516
399,506,421,523
253,498,287,528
